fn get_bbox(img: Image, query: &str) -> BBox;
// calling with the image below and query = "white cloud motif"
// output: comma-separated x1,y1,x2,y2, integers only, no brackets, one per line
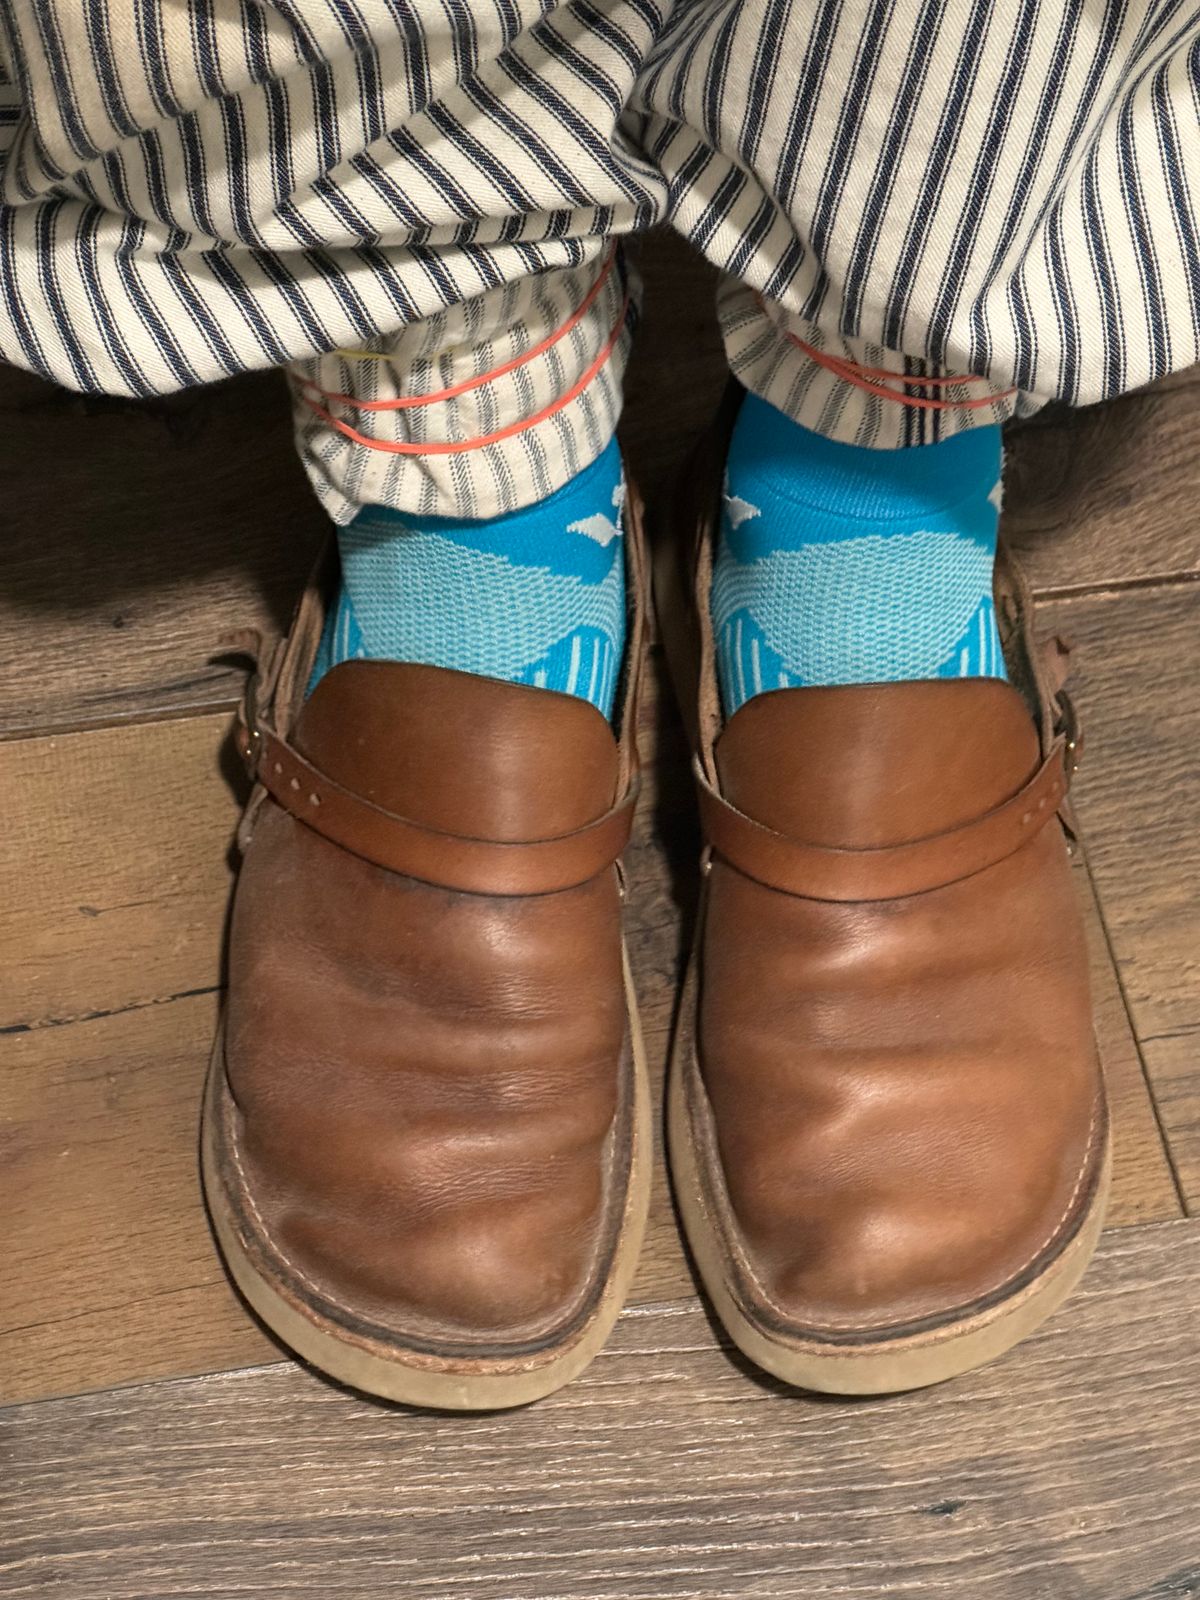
566,474,627,545
712,529,996,684
723,473,761,533
988,480,1004,514
567,512,622,546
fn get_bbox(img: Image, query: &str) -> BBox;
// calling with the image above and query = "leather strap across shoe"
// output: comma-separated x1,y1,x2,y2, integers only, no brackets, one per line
655,388,1110,1394
202,492,651,1411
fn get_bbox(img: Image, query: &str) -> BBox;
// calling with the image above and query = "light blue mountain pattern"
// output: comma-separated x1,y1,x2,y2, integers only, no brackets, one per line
308,439,627,716
308,583,367,686
712,525,1005,708
711,395,1006,715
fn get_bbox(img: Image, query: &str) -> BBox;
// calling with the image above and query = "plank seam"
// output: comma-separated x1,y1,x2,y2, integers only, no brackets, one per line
1079,848,1191,1219
1,982,222,1037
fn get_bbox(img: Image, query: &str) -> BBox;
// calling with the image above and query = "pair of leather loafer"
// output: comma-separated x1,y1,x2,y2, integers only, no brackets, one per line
203,398,1109,1408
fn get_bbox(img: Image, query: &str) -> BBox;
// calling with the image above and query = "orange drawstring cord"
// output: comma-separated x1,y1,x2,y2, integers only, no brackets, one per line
295,280,630,456
783,328,1016,411
313,249,619,413
300,268,1011,456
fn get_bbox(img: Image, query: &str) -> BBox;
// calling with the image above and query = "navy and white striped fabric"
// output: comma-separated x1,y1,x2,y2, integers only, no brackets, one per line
1,2,1197,517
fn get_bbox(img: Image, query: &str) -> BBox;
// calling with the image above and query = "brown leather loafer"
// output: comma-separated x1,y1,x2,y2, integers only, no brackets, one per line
203,501,651,1410
656,395,1110,1394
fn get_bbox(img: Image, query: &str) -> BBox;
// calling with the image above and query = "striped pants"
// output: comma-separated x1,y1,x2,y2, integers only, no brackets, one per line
1,3,1197,521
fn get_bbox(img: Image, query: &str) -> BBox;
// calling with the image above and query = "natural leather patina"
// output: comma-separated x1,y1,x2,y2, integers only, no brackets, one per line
658,390,1109,1390
204,504,650,1407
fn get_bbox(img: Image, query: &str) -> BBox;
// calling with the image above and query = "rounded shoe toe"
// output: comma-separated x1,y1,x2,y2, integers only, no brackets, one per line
709,1033,1105,1341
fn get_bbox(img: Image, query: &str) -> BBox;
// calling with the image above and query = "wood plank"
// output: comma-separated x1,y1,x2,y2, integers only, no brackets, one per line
1074,859,1181,1226
0,713,244,1029
1040,583,1200,1210
2,1219,1198,1600
0,369,325,739
0,991,277,1404
624,647,698,1305
1004,376,1200,596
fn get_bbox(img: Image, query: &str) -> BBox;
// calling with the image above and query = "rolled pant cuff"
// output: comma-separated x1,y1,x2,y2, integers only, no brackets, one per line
292,251,636,524
719,280,1038,449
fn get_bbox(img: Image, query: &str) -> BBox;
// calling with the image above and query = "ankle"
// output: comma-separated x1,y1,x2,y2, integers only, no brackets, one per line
311,439,628,717
713,396,1004,713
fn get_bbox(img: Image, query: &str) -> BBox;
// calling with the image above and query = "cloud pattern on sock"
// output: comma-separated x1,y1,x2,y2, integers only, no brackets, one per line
712,396,1005,714
309,438,627,716
713,519,1004,697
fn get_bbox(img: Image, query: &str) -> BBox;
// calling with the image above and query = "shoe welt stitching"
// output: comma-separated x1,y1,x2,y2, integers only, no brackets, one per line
226,1109,375,1322
718,1080,1104,1336
222,1048,626,1342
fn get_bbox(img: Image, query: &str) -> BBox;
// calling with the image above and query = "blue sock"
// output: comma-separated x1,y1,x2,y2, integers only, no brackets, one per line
712,394,1005,715
309,438,627,718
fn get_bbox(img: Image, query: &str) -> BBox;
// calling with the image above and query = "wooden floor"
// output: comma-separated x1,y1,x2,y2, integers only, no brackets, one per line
1,235,1198,1598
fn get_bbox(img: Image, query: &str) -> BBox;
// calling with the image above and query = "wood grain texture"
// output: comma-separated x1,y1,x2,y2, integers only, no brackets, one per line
2,242,1198,1600
0,991,277,1404
620,233,727,508
0,368,325,739
623,648,697,1306
1074,860,1182,1226
0,713,245,1029
3,1218,1198,1600
1041,584,1200,1210
1004,377,1200,595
